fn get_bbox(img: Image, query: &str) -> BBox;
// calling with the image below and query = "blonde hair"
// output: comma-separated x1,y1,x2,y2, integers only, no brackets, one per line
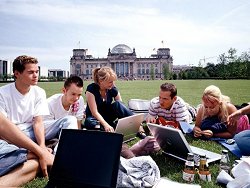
202,85,230,122
92,67,117,84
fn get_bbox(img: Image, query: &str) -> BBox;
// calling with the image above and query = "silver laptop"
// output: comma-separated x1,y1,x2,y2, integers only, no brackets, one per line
147,123,221,164
115,113,144,142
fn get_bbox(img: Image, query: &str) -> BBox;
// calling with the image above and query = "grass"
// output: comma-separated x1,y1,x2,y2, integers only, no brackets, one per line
37,79,250,106
1,79,250,188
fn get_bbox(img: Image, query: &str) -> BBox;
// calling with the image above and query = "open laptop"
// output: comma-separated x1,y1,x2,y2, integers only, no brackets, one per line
46,129,123,188
115,113,144,142
147,123,221,164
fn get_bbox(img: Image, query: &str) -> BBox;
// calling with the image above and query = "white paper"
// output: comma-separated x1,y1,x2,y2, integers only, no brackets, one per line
153,178,201,188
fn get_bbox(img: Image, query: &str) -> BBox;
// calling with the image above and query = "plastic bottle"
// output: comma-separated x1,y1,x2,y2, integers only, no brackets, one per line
220,149,230,174
183,153,195,182
198,154,211,181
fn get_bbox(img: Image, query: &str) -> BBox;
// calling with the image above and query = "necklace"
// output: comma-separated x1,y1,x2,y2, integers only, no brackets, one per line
100,89,107,101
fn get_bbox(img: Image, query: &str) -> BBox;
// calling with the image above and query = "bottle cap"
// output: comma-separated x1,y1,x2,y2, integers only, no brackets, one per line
187,153,194,156
200,153,206,158
222,149,228,154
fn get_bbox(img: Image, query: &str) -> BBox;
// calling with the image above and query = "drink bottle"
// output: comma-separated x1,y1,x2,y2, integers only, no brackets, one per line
220,149,230,174
198,154,211,181
183,153,195,182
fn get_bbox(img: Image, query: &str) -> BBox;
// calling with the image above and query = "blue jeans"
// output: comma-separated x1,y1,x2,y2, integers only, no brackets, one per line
84,101,133,130
0,116,78,176
21,115,78,141
24,115,78,154
234,130,250,155
0,140,27,176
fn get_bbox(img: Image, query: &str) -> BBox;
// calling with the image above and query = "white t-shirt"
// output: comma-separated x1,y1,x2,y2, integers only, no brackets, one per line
0,83,49,131
43,93,85,121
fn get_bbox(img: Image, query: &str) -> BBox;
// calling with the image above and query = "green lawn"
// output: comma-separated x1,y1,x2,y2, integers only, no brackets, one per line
1,80,250,188
38,79,250,107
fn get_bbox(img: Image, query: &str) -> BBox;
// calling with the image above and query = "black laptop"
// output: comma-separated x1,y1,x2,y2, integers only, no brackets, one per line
46,129,123,188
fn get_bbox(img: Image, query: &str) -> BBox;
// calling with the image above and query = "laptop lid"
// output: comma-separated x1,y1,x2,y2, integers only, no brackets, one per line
147,123,221,164
47,129,123,188
115,113,144,142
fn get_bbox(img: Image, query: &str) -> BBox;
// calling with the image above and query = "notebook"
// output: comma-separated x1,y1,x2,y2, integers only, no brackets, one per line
46,129,123,188
178,121,195,134
115,113,144,142
147,123,221,164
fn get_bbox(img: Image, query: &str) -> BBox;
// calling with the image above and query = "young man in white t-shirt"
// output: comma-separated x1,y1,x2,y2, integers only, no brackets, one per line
43,75,84,130
0,55,74,186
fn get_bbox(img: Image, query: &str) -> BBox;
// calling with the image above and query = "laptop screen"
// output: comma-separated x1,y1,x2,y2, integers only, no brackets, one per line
47,129,123,188
115,113,144,142
147,123,191,161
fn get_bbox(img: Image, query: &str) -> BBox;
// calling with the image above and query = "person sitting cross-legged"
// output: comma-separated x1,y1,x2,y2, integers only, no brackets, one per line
42,75,85,151
83,66,145,137
0,55,56,187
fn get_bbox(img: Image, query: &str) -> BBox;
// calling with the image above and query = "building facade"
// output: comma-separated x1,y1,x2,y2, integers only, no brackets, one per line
48,69,68,78
0,59,12,81
70,44,173,80
1,58,69,81
0,59,11,75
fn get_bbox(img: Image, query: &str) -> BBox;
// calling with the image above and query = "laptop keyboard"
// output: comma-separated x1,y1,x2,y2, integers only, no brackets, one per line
190,145,221,162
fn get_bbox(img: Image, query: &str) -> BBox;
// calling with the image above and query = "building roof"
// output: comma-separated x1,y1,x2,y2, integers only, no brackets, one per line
111,44,133,54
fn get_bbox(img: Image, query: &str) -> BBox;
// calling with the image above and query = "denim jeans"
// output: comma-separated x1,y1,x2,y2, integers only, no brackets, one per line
23,115,78,154
234,130,250,155
84,101,133,129
0,116,78,176
20,115,78,141
0,140,27,176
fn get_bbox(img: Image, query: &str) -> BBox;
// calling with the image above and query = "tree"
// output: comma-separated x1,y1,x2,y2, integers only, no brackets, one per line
179,71,188,80
217,53,228,79
239,51,250,78
227,48,237,63
162,64,171,80
150,64,155,80
205,63,216,77
173,73,177,80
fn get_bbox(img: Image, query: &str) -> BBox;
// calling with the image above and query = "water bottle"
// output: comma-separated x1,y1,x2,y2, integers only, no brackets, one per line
220,149,230,174
183,153,195,182
198,154,211,181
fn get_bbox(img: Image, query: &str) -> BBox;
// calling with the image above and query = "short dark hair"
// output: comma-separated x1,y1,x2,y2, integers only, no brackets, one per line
160,82,177,99
64,75,83,89
13,55,38,74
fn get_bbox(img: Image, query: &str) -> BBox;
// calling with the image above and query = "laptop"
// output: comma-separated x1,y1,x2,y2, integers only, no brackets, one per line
147,123,221,164
46,129,123,188
115,113,144,142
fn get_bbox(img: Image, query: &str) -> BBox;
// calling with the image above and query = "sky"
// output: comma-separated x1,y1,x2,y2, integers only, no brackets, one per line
1,0,250,72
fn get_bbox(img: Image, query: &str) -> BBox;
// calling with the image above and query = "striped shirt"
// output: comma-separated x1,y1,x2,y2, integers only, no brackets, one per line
148,96,192,123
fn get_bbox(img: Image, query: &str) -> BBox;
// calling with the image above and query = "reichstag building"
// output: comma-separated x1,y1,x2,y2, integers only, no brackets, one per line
70,44,173,80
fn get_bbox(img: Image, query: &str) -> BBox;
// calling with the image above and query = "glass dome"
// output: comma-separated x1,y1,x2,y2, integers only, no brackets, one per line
111,44,133,54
